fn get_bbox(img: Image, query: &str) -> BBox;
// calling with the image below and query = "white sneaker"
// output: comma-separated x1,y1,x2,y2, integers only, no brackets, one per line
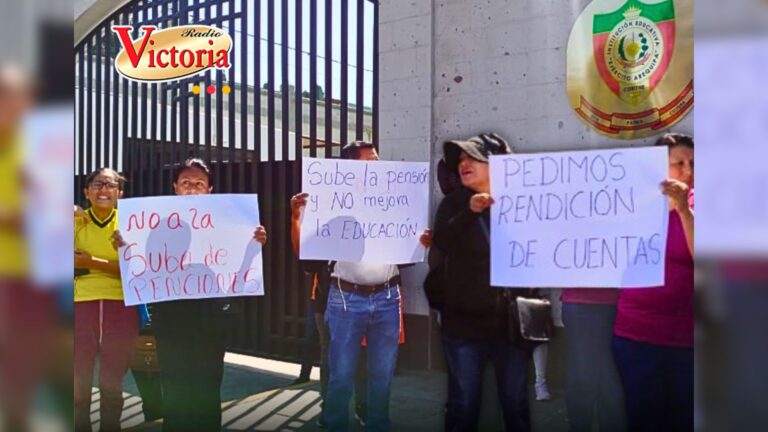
354,412,366,427
535,382,551,401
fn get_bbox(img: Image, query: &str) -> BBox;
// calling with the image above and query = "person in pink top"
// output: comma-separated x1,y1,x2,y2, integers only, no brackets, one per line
613,133,694,432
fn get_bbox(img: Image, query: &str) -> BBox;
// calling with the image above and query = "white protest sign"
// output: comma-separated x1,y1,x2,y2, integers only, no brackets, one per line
117,194,264,306
24,106,74,286
489,147,669,288
300,157,430,264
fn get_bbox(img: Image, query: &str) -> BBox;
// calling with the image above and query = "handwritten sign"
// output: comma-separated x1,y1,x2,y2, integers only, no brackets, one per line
489,147,669,288
117,194,264,306
300,157,430,264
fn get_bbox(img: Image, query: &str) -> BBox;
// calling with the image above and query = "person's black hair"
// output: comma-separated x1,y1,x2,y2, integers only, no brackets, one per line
84,167,126,190
340,140,376,160
437,158,461,195
173,158,212,183
655,133,693,150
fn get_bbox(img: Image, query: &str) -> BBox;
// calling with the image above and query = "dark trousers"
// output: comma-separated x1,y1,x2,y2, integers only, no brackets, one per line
612,336,693,432
316,312,330,402
153,301,231,432
723,281,768,431
562,303,626,432
131,369,164,421
298,299,319,380
442,335,530,432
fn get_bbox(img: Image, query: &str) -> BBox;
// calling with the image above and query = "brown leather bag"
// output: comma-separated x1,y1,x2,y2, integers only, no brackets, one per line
130,335,160,372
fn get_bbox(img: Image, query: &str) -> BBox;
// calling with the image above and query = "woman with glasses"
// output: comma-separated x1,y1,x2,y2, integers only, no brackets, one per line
74,168,138,431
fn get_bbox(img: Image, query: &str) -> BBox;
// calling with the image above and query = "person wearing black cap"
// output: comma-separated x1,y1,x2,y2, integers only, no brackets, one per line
290,141,431,431
432,133,532,431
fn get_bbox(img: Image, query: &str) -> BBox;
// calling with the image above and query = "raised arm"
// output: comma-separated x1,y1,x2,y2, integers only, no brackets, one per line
290,192,308,256
662,179,694,256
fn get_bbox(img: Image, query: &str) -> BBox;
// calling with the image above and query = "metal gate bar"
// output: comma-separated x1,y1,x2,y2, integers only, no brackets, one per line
75,0,378,362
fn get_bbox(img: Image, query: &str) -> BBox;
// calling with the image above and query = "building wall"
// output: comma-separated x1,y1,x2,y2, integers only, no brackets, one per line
378,2,434,326
431,0,692,153
379,0,694,319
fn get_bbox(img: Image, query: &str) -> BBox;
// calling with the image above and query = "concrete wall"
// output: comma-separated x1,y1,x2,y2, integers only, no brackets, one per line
378,1,435,318
378,1,434,163
379,0,693,317
430,0,692,153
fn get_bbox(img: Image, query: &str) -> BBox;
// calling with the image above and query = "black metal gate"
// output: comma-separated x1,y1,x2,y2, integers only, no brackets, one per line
75,0,378,362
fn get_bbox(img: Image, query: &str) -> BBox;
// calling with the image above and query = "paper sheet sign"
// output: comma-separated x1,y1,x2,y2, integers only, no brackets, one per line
25,107,74,286
117,194,264,305
489,147,669,288
299,157,430,264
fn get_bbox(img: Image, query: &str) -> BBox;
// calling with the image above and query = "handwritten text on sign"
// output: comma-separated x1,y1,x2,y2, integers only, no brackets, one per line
300,157,430,264
489,147,669,288
118,194,264,305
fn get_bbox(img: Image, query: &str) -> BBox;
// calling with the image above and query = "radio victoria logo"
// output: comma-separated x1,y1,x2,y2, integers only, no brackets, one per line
112,25,232,82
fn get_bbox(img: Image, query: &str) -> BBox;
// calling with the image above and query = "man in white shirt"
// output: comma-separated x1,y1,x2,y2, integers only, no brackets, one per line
290,141,430,432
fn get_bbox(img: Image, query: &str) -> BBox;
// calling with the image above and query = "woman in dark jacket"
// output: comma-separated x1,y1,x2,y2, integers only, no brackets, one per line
432,133,531,432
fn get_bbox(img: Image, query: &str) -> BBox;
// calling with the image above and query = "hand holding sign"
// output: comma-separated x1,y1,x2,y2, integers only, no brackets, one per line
290,192,309,218
253,225,268,244
660,179,691,213
112,230,126,250
419,228,433,249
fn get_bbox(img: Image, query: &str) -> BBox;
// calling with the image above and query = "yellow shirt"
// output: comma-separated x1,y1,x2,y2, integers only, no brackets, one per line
74,208,124,302
0,138,29,277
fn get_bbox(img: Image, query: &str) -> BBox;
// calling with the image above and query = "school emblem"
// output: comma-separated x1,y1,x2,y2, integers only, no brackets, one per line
567,0,692,139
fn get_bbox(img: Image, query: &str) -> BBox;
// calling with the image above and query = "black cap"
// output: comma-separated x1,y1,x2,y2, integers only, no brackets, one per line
443,132,512,173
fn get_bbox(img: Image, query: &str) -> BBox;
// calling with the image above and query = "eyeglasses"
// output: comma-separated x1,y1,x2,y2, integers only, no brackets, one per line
89,182,120,190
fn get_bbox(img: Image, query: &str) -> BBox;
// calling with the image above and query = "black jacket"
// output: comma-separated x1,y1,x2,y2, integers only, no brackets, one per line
432,188,515,340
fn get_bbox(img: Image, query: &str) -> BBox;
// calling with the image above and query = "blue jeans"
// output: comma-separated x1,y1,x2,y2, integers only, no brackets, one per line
612,336,693,432
442,335,530,432
562,303,627,432
325,284,401,432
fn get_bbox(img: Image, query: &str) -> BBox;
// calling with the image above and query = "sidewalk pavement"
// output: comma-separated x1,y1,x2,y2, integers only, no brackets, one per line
92,355,569,431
